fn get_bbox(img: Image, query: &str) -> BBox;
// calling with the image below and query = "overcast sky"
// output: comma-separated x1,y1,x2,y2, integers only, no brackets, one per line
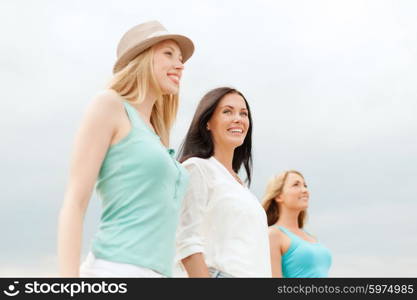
1,0,416,277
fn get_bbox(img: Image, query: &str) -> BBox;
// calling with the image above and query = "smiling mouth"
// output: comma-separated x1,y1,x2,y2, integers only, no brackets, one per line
227,128,244,135
167,74,180,84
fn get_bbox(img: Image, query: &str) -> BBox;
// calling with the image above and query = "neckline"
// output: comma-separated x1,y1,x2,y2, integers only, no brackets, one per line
123,101,175,156
123,101,159,138
276,225,319,245
210,156,246,188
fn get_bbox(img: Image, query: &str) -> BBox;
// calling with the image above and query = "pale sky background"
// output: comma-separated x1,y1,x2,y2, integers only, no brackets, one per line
1,0,416,277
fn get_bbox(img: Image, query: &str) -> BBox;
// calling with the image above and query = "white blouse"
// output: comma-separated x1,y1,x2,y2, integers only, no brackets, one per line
175,156,272,277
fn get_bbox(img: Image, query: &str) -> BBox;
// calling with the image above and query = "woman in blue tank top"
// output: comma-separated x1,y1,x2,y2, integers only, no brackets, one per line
262,170,332,278
57,21,194,277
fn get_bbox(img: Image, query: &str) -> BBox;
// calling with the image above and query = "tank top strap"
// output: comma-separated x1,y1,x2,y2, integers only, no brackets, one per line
302,229,318,242
274,225,301,244
122,101,142,128
122,101,160,139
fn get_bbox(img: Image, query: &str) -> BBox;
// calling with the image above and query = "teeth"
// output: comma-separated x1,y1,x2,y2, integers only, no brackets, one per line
229,129,243,133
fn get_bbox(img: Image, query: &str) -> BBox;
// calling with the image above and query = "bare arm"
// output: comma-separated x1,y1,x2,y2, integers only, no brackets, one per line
181,253,210,278
57,91,121,277
269,228,284,278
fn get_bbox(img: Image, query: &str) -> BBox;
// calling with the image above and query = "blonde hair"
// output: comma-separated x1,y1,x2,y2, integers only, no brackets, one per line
108,47,178,147
262,170,307,228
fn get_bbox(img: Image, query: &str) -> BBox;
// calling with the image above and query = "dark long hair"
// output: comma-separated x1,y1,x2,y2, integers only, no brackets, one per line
178,87,253,186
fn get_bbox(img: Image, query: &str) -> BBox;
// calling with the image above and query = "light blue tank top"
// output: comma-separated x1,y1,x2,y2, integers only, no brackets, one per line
275,225,332,278
91,101,189,277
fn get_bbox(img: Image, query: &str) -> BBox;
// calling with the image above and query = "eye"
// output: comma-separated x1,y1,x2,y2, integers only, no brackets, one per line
164,51,173,56
240,111,248,117
223,109,232,114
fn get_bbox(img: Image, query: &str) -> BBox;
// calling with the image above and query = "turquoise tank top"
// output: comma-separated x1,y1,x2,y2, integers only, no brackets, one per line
275,226,332,278
91,101,189,277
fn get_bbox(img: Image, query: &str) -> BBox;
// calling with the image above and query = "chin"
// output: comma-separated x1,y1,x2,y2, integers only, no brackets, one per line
229,140,245,149
158,81,179,95
162,88,179,95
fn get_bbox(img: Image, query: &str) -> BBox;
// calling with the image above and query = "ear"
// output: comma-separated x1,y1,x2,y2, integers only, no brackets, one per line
206,122,210,131
274,195,283,203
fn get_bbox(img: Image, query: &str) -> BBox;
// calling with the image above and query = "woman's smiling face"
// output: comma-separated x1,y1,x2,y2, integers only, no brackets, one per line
152,39,184,95
207,93,250,151
277,172,310,211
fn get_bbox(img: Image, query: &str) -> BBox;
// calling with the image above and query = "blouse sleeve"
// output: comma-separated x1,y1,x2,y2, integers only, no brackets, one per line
175,160,209,262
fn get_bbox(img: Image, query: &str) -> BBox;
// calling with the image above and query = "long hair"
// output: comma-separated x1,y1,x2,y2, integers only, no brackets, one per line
178,87,253,186
108,47,178,147
262,170,307,227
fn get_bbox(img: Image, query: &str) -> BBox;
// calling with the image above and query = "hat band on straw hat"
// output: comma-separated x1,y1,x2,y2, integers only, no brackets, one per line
146,30,170,38
113,20,194,74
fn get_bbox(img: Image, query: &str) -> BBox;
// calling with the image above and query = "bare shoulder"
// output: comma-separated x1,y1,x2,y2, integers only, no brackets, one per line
81,89,126,124
88,89,124,112
268,226,284,246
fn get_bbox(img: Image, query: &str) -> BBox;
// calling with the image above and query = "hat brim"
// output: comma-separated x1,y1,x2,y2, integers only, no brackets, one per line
113,34,194,73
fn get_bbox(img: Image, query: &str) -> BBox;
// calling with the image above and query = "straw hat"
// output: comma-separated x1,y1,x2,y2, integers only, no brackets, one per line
113,20,194,73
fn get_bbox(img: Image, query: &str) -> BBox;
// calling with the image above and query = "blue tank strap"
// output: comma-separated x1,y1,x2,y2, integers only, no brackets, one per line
274,225,291,234
275,225,319,244
302,229,318,242
274,225,299,241
122,101,160,139
122,101,141,128
273,225,300,255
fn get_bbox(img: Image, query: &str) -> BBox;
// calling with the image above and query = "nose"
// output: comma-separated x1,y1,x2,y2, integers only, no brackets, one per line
175,60,184,70
232,114,242,123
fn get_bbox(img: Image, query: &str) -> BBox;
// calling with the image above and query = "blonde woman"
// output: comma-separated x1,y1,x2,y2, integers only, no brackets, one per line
58,21,194,277
262,170,332,278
